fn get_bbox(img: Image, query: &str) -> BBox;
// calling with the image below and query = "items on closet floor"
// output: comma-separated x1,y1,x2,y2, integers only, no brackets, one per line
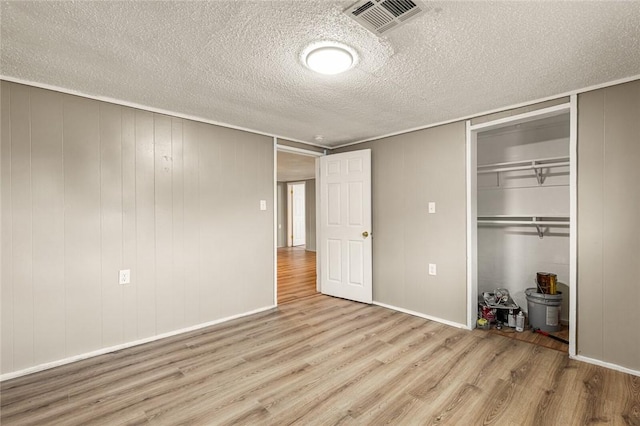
478,288,522,332
478,273,567,349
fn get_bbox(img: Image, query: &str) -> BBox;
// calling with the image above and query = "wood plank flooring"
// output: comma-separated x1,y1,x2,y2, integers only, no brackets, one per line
488,324,569,352
2,252,639,425
277,246,317,304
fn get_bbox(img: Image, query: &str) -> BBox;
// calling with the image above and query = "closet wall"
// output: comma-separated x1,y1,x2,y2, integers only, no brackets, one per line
476,116,570,320
577,80,640,371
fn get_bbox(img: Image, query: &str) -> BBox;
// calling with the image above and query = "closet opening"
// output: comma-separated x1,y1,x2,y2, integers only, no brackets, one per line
466,100,577,354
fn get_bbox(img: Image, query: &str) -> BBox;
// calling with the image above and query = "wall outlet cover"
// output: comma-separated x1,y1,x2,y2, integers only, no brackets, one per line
119,269,131,285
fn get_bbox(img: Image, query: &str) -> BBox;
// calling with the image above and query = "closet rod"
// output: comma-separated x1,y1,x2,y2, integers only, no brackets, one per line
477,161,570,174
477,220,569,226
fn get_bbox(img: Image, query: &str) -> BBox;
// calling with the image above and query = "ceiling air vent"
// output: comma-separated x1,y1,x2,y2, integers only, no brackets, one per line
344,0,427,36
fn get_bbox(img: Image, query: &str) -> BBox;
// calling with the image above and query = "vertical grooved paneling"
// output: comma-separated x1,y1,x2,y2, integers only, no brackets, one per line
333,122,467,325
220,131,237,315
99,102,124,347
154,115,173,334
402,137,428,315
30,87,65,364
134,111,156,338
1,83,274,376
201,124,224,317
601,82,640,369
242,135,274,308
578,80,640,371
182,122,201,325
577,90,605,359
374,141,404,307
63,94,101,356
121,107,137,342
171,119,185,328
1,82,14,372
10,83,34,369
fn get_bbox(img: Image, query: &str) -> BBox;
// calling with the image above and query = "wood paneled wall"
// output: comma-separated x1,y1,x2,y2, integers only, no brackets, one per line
0,82,275,375
333,123,468,325
577,80,640,371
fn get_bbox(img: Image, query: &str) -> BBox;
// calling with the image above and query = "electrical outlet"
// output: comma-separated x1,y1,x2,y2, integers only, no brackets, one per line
260,200,267,211
428,202,436,214
119,269,131,285
428,264,437,276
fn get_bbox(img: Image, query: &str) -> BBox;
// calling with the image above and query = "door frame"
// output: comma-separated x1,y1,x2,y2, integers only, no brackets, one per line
273,140,326,305
465,99,577,356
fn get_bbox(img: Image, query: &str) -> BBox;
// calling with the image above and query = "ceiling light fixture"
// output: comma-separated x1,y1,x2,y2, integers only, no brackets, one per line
303,43,356,75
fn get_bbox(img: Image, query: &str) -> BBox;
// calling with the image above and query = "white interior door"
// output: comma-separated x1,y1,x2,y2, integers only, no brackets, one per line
291,183,306,246
319,149,372,304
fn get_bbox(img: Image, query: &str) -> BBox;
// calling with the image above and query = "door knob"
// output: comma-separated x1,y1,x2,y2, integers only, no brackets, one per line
362,231,369,238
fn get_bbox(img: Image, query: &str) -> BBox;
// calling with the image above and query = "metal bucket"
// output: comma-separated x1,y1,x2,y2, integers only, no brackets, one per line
536,272,557,295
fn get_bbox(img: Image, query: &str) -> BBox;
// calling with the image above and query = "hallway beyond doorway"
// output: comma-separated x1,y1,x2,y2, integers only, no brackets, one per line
277,247,317,304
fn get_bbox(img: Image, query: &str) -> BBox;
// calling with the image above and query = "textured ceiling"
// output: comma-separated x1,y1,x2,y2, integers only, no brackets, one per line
1,1,639,148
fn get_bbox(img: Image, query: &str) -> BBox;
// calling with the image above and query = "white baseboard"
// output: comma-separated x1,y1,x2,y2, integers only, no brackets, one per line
372,301,469,330
0,305,276,382
572,354,640,378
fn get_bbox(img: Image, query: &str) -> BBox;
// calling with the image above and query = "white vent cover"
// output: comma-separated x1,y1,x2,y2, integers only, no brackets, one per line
344,0,427,36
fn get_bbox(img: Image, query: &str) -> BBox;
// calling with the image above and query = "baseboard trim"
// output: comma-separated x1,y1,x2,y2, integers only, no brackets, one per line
571,354,640,378
0,305,276,382
373,301,469,330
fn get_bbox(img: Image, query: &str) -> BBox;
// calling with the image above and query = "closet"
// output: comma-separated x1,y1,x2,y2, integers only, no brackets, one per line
467,102,576,352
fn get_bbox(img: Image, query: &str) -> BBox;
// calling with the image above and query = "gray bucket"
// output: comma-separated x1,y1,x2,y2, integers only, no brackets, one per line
525,288,562,332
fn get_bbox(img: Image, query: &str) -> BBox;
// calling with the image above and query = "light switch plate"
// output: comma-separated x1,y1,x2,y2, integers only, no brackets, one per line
119,269,131,285
260,200,267,211
428,264,437,276
428,202,436,214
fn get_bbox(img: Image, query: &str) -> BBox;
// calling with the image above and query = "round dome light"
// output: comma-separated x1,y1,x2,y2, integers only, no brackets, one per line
305,46,354,75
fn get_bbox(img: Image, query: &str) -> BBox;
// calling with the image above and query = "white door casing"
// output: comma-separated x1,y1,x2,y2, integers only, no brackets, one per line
291,183,306,246
319,149,372,304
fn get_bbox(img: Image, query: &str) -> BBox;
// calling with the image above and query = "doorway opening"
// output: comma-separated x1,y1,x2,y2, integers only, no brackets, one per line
275,144,322,304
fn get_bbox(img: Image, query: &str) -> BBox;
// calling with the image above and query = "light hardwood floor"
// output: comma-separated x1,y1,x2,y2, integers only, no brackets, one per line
277,246,317,304
488,323,569,353
2,253,639,425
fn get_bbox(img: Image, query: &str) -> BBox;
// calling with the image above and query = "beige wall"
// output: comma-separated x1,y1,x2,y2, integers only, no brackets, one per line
332,86,640,372
276,182,287,247
333,123,468,325
0,82,275,375
304,179,316,252
577,80,640,371
3,77,639,376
